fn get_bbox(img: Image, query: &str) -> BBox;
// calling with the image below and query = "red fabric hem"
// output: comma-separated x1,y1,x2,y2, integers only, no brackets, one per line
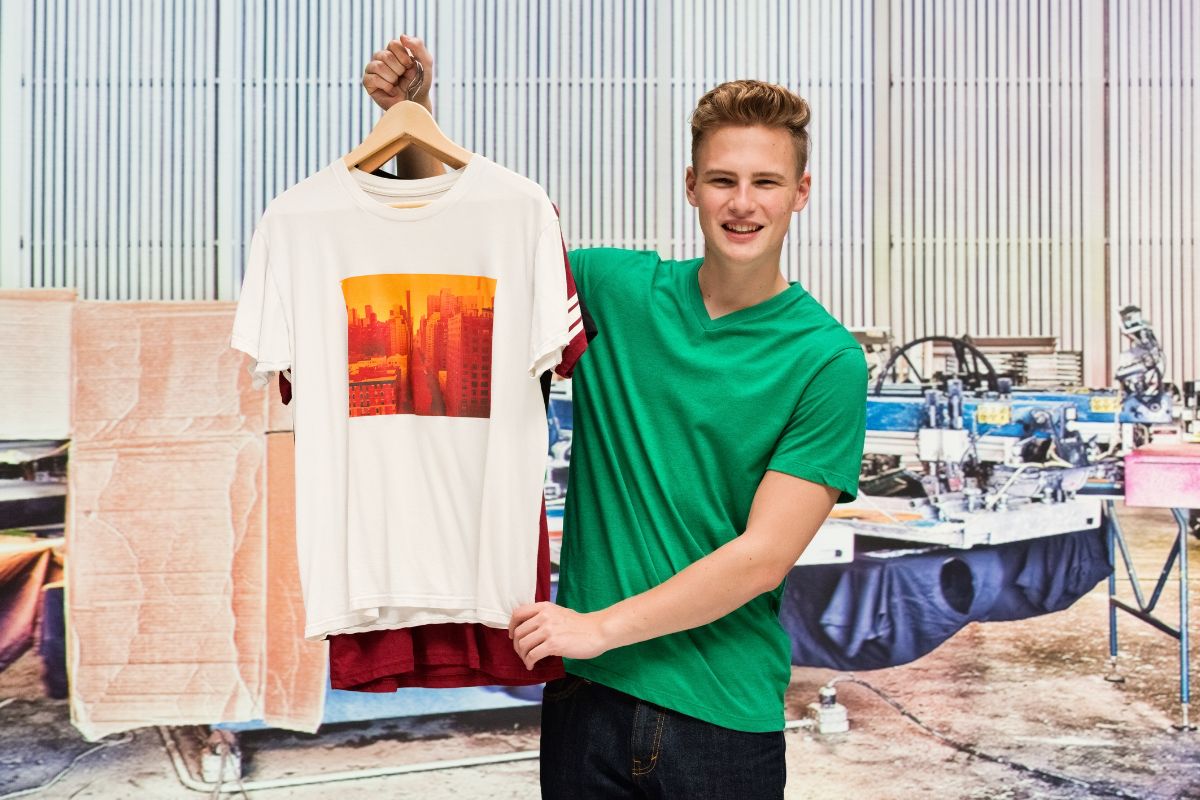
556,329,587,378
333,658,565,692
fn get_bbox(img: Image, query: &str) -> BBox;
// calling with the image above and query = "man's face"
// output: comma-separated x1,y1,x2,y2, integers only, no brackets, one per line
685,125,811,268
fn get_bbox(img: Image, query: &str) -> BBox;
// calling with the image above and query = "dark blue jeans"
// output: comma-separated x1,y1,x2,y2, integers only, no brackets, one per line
539,673,786,799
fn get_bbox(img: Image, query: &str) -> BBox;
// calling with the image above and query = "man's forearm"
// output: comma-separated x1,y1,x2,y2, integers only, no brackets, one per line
594,531,781,651
392,98,451,180
589,473,837,651
393,141,446,180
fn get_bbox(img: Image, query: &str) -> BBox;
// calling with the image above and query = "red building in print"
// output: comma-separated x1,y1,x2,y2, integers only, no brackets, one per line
446,310,494,417
349,378,398,416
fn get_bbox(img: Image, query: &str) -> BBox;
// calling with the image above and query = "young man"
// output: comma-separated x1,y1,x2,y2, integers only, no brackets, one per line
363,37,867,800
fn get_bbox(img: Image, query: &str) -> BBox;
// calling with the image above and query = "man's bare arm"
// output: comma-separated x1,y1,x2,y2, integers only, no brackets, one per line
509,470,840,667
361,36,445,180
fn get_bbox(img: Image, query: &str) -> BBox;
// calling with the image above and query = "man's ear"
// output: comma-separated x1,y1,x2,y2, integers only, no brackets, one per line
685,165,698,208
793,171,812,213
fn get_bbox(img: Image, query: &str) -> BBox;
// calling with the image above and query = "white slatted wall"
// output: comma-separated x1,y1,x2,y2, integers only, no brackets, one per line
1108,0,1199,389
885,0,1197,385
885,0,1108,379
17,0,223,300
0,3,21,289
2,1,1196,385
669,0,876,327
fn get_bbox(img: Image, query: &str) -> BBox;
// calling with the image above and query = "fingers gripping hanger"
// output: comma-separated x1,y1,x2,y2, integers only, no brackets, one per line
342,57,474,209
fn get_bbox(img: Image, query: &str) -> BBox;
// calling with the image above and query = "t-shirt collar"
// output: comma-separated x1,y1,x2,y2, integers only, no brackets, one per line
330,153,488,222
684,259,805,331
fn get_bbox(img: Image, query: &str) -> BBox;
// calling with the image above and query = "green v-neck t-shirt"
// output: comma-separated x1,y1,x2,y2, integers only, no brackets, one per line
558,247,868,733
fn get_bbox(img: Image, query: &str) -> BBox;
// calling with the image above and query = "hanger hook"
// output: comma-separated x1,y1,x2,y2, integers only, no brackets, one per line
406,57,425,102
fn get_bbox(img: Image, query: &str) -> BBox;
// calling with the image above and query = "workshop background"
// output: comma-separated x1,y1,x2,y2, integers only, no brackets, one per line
1,1,1199,799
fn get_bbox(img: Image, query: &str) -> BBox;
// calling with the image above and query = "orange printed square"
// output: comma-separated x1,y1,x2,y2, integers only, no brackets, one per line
341,274,497,419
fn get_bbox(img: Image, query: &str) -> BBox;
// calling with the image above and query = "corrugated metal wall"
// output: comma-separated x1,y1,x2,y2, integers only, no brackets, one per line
2,1,1196,386
1108,0,1198,391
882,0,1196,387
0,2,20,287
884,0,1101,355
15,0,223,300
668,0,876,328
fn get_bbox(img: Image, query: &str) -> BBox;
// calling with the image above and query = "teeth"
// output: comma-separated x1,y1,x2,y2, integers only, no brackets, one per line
725,224,761,233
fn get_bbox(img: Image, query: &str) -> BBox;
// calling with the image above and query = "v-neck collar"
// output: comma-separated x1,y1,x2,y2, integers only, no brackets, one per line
683,259,805,331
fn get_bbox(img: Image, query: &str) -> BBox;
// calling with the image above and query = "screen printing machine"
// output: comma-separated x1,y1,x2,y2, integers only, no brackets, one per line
782,305,1200,733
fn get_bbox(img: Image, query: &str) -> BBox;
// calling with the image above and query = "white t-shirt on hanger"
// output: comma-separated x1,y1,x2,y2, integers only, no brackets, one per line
231,154,581,640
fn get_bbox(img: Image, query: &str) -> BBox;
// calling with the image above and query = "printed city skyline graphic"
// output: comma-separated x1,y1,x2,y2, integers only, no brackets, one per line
341,273,497,418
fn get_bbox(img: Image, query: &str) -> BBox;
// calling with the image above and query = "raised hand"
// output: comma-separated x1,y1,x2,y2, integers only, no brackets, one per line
362,35,434,111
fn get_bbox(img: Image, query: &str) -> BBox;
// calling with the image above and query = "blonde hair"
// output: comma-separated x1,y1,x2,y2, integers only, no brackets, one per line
689,80,812,176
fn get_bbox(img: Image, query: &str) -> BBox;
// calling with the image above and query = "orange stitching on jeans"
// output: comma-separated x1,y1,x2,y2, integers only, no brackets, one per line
630,702,644,776
632,708,665,776
542,675,586,702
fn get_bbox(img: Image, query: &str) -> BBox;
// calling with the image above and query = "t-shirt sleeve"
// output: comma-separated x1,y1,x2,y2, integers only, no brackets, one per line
767,347,867,503
565,246,645,314
528,219,582,377
230,223,292,389
556,244,588,378
565,247,603,310
566,248,590,300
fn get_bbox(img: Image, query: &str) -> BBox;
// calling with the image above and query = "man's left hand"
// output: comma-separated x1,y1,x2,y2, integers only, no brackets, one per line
508,602,610,670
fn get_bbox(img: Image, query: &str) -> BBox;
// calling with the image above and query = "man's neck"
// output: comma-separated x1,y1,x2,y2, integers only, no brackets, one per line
696,252,791,320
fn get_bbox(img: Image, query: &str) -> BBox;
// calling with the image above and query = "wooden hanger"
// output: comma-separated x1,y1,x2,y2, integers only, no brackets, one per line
342,59,473,209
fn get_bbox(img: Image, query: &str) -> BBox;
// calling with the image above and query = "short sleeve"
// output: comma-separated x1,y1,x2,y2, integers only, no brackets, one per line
566,248,592,303
528,220,582,377
556,246,588,379
230,224,292,389
767,347,868,503
565,247,615,310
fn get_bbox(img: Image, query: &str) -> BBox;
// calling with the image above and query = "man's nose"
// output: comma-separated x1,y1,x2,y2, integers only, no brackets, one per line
728,183,755,213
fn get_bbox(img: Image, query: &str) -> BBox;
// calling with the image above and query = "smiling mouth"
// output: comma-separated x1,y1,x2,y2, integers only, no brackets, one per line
722,223,764,238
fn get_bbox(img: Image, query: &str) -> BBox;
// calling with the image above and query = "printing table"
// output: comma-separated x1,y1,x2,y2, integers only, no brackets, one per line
1112,442,1200,730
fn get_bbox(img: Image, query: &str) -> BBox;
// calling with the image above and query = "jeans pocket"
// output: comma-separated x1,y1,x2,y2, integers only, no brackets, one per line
541,673,588,703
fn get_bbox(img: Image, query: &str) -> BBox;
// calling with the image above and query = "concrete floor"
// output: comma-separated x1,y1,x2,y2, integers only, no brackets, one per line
2,503,1198,799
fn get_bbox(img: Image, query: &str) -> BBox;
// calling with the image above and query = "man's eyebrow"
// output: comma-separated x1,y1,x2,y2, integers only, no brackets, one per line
702,169,788,180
